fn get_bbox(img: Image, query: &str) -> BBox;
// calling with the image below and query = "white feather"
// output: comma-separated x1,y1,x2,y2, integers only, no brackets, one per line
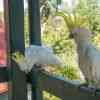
71,27,100,88
17,45,62,73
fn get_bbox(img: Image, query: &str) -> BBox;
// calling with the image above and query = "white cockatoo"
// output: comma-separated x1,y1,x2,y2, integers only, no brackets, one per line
12,45,62,73
70,27,100,89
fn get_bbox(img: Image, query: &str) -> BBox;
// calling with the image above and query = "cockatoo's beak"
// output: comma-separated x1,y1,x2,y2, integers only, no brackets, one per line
92,32,95,35
69,33,74,38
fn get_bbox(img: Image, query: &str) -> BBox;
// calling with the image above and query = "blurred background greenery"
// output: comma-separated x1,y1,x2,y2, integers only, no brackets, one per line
0,0,100,99
24,0,100,79
24,0,100,99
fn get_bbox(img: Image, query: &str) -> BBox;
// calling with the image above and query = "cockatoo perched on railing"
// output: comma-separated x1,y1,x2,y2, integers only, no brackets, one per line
56,11,100,90
12,45,62,73
69,27,100,89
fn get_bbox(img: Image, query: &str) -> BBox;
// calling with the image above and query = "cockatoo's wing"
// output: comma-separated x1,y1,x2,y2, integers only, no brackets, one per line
42,44,54,53
25,45,62,66
13,45,62,73
86,46,100,84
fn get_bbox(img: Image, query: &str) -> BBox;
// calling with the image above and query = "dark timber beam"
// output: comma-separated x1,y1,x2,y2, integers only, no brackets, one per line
28,0,43,100
28,0,41,45
36,71,100,100
4,0,27,100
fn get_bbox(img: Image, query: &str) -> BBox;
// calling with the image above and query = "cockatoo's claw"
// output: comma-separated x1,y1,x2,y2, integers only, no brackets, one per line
94,88,100,96
78,83,89,89
79,84,100,96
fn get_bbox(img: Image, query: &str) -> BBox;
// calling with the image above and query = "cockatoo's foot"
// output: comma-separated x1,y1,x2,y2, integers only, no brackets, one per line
79,83,88,88
33,64,45,71
94,88,100,96
79,84,100,96
78,83,97,96
88,84,96,89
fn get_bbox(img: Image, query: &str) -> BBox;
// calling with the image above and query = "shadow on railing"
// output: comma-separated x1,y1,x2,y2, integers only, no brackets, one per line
30,67,100,100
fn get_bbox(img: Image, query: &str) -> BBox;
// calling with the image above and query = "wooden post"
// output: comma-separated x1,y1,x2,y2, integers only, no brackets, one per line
4,0,27,100
28,0,43,100
28,0,41,45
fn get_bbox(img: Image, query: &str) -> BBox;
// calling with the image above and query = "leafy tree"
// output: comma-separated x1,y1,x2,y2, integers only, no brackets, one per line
76,0,100,32
41,0,100,81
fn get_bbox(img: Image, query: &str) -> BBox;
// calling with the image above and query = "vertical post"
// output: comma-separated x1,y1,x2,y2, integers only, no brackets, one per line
28,0,41,45
4,0,27,100
28,0,43,100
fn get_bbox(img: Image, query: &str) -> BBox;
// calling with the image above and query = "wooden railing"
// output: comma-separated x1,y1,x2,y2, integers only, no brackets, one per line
30,68,100,100
1,0,100,100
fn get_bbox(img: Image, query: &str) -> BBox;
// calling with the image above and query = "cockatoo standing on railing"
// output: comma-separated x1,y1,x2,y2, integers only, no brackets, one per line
70,27,100,89
12,45,62,73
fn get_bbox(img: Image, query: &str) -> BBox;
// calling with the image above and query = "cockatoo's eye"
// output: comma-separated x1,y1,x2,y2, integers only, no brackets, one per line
69,33,74,38
69,31,77,38
91,32,95,35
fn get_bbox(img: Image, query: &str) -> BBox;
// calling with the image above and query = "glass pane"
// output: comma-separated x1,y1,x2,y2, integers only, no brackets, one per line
0,0,8,96
0,0,7,66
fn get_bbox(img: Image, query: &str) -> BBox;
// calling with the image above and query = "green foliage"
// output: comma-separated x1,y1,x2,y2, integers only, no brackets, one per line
24,15,29,47
41,15,80,80
57,65,80,80
76,0,100,32
41,0,100,82
43,91,60,100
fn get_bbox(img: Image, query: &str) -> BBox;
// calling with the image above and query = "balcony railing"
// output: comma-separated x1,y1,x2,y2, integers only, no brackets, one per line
0,0,100,100
30,68,100,100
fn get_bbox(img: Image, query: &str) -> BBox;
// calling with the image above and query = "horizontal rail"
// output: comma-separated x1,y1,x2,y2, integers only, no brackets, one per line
31,68,100,100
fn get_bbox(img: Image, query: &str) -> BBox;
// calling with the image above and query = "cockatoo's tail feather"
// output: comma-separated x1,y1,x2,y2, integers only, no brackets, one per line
25,45,62,66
